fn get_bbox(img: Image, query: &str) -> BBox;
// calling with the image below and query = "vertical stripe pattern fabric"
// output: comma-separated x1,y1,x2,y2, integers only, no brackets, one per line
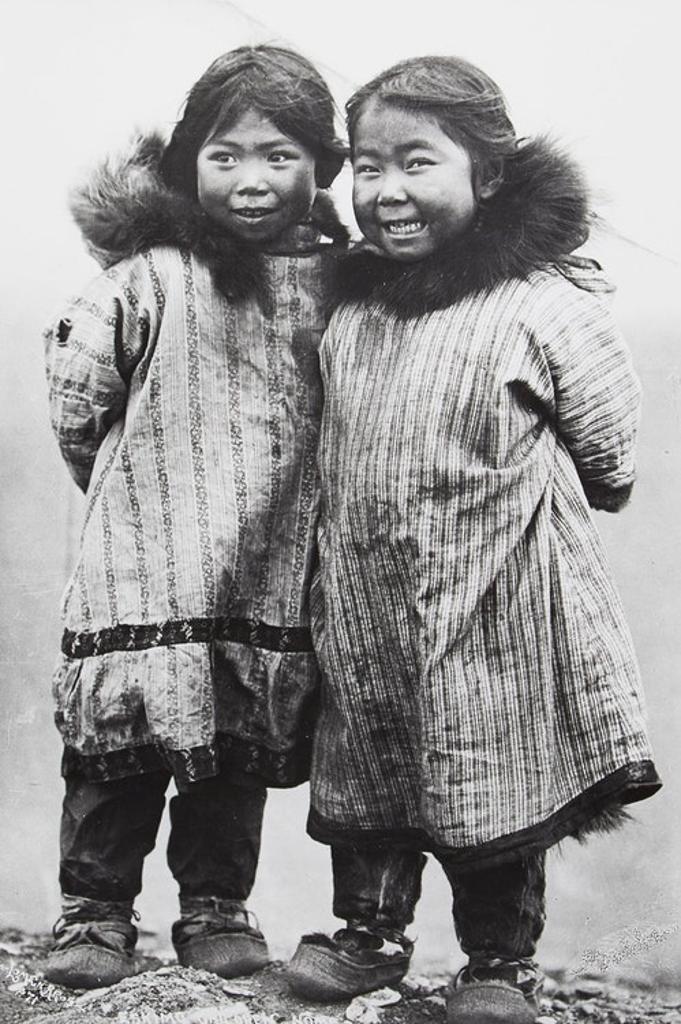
44,244,334,785
309,268,658,858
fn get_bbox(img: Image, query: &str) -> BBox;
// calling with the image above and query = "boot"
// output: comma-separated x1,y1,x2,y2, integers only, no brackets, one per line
287,922,413,1001
172,896,269,978
43,894,139,989
446,958,543,1024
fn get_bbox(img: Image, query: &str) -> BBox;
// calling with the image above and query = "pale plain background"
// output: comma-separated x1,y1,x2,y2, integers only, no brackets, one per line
1,0,679,984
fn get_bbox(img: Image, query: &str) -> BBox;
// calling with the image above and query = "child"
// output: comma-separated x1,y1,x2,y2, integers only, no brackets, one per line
288,56,661,1020
42,44,350,989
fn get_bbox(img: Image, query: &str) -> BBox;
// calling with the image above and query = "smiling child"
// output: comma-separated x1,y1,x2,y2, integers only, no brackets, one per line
289,55,661,1023
42,45,347,989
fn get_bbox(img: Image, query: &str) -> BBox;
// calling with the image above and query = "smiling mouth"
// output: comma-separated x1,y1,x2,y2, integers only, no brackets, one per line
233,208,276,220
383,220,425,236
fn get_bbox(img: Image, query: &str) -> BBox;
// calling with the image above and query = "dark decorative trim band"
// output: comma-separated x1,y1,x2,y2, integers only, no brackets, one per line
581,476,634,512
61,730,313,789
62,616,314,658
307,761,661,873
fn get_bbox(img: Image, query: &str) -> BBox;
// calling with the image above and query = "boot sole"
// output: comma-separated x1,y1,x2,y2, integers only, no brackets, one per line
43,947,139,989
176,933,270,978
286,940,410,1001
447,980,538,1024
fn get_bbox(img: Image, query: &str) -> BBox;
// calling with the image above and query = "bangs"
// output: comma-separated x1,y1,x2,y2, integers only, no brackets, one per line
205,89,319,156
347,56,517,164
161,45,346,198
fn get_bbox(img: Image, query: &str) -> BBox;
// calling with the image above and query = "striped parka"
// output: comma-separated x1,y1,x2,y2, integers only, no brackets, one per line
44,135,347,787
307,138,660,867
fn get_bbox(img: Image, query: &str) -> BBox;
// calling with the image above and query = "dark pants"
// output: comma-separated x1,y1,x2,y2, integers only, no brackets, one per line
333,845,546,960
439,853,546,962
332,846,426,931
59,769,267,903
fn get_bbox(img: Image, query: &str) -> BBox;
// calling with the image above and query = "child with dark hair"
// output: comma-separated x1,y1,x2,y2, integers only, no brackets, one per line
42,44,350,989
287,55,661,1021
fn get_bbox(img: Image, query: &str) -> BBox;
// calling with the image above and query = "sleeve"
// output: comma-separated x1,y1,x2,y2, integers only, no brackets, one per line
537,280,641,512
43,257,153,492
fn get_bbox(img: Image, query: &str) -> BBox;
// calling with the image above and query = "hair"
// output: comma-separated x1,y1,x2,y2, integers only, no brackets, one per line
161,45,346,199
346,55,518,190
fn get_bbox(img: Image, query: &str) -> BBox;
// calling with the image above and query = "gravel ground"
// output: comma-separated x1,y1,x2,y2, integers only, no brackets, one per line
1,928,680,1024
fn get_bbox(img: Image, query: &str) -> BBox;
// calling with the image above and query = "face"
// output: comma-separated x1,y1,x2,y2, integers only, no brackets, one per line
196,108,317,249
352,99,492,262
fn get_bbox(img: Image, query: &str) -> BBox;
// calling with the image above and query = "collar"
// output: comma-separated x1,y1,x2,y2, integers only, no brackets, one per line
337,136,593,316
69,131,348,301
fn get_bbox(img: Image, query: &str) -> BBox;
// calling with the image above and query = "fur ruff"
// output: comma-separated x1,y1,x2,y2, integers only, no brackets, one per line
338,136,591,316
69,131,349,301
569,801,632,844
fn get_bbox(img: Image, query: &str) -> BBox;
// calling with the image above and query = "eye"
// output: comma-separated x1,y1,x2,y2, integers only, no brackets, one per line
405,156,435,170
269,150,296,163
354,162,380,176
209,151,236,166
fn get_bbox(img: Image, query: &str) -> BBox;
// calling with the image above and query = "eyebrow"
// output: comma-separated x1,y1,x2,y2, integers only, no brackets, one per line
204,135,300,151
353,139,438,157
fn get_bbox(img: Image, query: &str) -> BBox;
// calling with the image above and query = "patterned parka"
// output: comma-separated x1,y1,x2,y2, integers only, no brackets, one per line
44,135,347,788
307,138,661,868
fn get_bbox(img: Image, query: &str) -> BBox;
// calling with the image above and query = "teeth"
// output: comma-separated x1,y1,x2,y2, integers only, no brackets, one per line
237,210,271,218
385,221,423,235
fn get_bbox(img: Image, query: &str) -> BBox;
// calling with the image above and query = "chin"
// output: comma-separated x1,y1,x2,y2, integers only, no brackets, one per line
381,242,434,263
389,250,428,263
229,223,279,243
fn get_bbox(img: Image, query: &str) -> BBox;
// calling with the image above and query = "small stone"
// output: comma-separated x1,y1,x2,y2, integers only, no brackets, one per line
345,1001,380,1024
155,966,176,976
8,982,26,993
345,990,401,1021
402,974,441,995
0,942,24,955
424,995,447,1008
221,981,256,997
362,988,402,1007
100,1001,114,1014
536,1016,557,1024
576,982,605,998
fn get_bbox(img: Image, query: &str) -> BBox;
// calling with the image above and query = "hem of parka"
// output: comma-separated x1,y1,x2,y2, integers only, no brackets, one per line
61,730,313,790
306,760,661,873
55,624,319,789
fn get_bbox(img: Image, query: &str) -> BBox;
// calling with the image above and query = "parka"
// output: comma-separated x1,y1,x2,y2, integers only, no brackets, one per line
44,134,347,788
307,137,661,868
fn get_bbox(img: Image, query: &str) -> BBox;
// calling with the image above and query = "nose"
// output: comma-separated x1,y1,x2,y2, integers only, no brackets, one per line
377,169,408,205
235,160,270,196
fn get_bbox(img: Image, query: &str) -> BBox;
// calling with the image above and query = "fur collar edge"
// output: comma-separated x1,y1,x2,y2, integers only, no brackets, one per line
69,131,349,299
337,136,592,316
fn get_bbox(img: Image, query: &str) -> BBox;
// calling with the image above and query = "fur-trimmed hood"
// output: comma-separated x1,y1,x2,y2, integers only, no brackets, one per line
338,136,595,316
69,132,349,301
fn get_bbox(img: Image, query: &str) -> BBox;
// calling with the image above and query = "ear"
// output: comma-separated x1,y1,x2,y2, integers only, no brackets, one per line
475,171,501,200
474,156,504,201
477,176,502,200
